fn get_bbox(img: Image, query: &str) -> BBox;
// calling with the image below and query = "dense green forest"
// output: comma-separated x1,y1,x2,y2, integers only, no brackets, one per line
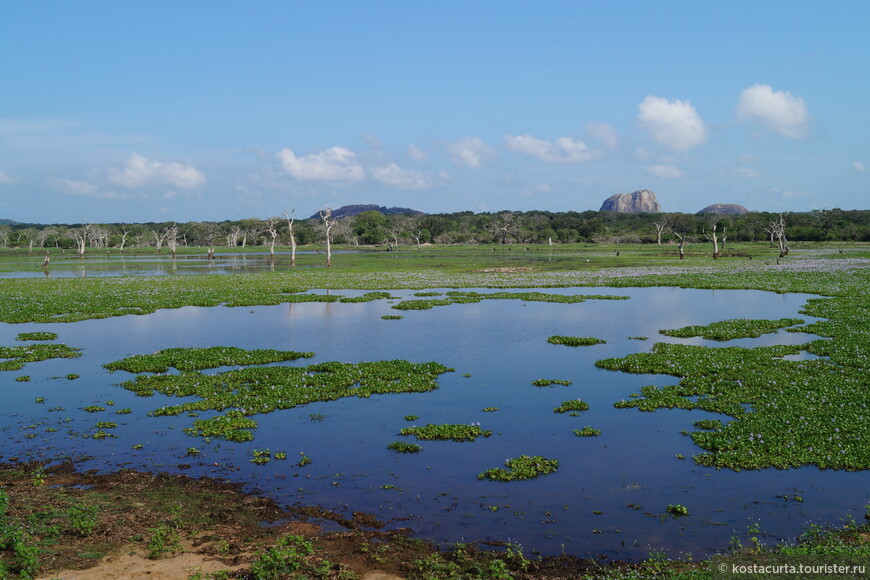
2,208,869,252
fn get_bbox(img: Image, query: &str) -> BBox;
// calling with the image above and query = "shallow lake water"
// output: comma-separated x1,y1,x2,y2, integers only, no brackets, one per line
2,286,867,560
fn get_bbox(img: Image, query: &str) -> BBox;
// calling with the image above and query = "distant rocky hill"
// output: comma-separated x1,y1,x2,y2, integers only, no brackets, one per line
308,204,425,220
697,203,750,215
0,219,18,226
599,190,661,213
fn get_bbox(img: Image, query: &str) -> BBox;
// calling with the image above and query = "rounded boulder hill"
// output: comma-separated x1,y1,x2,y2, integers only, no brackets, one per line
599,190,661,213
696,203,750,215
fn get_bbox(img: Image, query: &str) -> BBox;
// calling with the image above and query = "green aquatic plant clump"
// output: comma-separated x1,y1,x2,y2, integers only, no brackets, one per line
478,455,559,481
338,291,395,303
532,378,573,387
111,356,452,441
103,346,314,373
0,343,81,372
399,423,492,442
15,332,58,341
547,335,606,347
391,299,453,310
659,317,805,341
388,441,423,453
554,399,589,413
573,426,601,437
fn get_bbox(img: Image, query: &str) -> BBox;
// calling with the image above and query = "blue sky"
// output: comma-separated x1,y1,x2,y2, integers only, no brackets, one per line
1,1,868,224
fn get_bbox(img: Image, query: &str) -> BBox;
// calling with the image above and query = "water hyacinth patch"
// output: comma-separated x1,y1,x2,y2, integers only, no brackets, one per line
399,423,492,442
103,346,314,374
381,315,403,320
573,426,601,437
554,399,589,413
478,455,559,481
15,332,58,341
0,343,82,372
547,336,606,347
338,291,395,303
108,351,452,441
659,317,805,341
388,441,423,453
532,378,573,387
391,299,453,311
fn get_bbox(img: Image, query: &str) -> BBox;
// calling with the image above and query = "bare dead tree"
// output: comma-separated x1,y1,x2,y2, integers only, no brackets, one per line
152,229,168,253
226,226,242,248
769,213,789,257
703,223,723,259
0,226,10,248
319,207,336,267
201,223,219,259
117,230,130,252
263,217,280,258
653,218,668,245
68,224,94,256
283,208,298,266
165,225,179,256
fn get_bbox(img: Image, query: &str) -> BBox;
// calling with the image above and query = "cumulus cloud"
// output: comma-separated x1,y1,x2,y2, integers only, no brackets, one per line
407,144,429,162
276,146,365,181
584,122,620,150
853,162,866,173
371,163,441,190
0,169,16,184
638,95,707,151
447,136,495,168
503,134,600,163
717,167,762,179
737,84,809,139
108,153,206,189
48,178,130,199
645,164,685,179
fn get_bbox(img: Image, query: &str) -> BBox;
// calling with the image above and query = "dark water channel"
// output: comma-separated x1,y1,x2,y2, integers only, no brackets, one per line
1,287,867,560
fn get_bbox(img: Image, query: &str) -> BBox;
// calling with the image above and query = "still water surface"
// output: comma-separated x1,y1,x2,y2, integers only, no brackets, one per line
1,287,866,559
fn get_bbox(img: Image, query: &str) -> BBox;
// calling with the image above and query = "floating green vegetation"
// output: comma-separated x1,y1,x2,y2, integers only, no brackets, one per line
104,346,314,374
666,504,689,517
554,399,589,413
381,315,403,320
573,426,601,437
0,343,81,372
109,353,451,441
659,317,805,341
34,397,45,404
694,419,724,430
82,405,105,413
477,455,559,481
532,378,573,387
599,330,870,470
413,291,443,297
251,449,272,465
15,332,58,341
482,407,499,412
339,291,395,303
15,375,30,382
297,452,312,467
444,290,628,304
399,423,492,442
115,408,132,415
547,335,606,347
388,441,423,453
274,451,287,460
403,414,419,421
391,299,453,310
627,336,648,341
95,421,117,429
66,373,79,380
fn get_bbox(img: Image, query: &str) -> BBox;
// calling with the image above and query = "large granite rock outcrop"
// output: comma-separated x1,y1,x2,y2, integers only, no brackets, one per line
697,203,750,215
599,190,661,213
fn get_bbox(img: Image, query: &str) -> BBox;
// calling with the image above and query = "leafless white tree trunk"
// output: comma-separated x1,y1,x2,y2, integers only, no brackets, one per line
165,226,179,256
118,230,130,252
226,226,242,248
653,219,668,245
703,223,722,259
319,207,336,267
68,224,93,256
283,208,297,266
263,217,280,258
769,214,789,256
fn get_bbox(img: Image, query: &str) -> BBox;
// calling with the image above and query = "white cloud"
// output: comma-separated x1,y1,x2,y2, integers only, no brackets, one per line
645,164,685,179
0,169,16,184
371,163,440,190
407,144,429,162
276,146,365,181
447,136,495,168
584,122,619,150
853,162,867,173
737,84,809,139
638,95,707,151
717,167,762,179
48,178,129,199
503,134,600,163
108,153,206,189
362,133,382,149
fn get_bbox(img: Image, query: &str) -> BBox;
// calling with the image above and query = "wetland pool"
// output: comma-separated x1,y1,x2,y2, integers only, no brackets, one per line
1,286,867,560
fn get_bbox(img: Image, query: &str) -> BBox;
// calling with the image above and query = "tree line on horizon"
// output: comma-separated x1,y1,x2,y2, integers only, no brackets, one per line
2,208,869,254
